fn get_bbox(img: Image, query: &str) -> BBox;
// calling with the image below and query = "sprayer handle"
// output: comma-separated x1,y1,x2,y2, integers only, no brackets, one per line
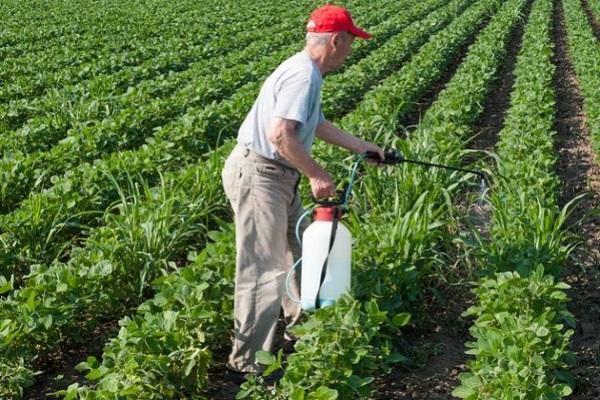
312,184,349,207
364,149,403,165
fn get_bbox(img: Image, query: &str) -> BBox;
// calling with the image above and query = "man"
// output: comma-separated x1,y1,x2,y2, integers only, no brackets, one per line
221,4,384,380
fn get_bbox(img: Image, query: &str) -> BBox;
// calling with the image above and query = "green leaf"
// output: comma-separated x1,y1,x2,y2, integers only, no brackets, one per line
184,359,196,376
554,369,576,387
62,384,80,400
256,350,276,366
391,312,411,327
536,326,549,337
462,373,481,389
162,310,178,331
452,385,476,398
43,314,53,329
386,352,408,364
56,282,68,293
0,278,13,294
85,368,104,380
308,386,338,400
558,384,573,396
291,389,305,400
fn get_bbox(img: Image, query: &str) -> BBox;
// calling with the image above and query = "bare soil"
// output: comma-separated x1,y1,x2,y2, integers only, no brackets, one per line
205,350,240,400
369,285,474,399
553,0,600,397
23,320,118,400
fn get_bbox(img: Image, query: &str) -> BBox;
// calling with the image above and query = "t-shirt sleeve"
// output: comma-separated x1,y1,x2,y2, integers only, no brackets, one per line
272,78,314,126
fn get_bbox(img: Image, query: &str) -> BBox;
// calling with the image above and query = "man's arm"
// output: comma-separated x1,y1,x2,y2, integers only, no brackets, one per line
268,117,336,199
316,120,384,159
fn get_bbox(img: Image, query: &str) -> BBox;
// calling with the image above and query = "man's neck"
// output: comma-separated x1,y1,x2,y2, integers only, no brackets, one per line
303,47,330,75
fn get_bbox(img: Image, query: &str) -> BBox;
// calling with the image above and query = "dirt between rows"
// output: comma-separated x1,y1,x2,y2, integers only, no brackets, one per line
23,320,118,399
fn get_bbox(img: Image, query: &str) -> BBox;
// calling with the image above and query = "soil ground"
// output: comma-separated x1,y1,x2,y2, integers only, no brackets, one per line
23,320,118,399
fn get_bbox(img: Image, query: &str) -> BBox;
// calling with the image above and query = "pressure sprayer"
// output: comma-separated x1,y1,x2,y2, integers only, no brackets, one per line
285,149,486,311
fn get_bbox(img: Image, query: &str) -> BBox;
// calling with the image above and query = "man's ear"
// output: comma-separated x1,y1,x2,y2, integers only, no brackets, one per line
330,32,342,49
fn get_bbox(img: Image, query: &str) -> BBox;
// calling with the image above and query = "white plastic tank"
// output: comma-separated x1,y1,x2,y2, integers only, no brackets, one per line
300,207,351,311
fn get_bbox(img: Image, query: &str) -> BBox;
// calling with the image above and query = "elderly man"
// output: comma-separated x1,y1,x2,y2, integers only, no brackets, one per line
222,4,384,380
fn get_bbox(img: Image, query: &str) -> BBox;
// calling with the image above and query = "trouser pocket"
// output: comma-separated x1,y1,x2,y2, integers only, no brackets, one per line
222,156,242,205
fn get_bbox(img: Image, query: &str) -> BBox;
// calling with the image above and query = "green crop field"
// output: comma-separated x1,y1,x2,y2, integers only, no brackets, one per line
1,0,599,398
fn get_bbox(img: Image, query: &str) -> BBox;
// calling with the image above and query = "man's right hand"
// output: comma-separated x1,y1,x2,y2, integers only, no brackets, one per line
309,169,336,199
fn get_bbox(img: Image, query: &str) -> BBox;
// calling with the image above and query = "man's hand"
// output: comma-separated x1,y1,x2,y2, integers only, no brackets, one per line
357,140,385,164
308,169,336,199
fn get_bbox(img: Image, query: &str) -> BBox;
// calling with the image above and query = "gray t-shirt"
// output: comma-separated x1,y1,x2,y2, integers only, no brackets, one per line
237,51,325,162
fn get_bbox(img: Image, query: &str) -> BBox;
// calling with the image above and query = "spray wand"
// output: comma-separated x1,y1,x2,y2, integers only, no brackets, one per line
313,149,486,209
365,149,485,178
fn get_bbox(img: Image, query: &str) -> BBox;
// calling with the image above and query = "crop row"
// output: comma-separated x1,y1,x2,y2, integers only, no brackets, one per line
2,0,400,108
0,0,238,50
60,227,237,399
561,0,600,159
1,3,236,75
454,0,575,397
0,0,475,333
588,0,600,24
0,0,461,280
0,30,297,154
4,0,390,129
0,0,506,394
0,0,299,69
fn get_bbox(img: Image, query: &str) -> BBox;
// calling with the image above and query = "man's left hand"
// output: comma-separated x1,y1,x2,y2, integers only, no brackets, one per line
358,141,385,164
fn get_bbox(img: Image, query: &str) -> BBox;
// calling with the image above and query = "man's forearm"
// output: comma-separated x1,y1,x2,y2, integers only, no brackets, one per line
315,120,366,153
268,119,325,178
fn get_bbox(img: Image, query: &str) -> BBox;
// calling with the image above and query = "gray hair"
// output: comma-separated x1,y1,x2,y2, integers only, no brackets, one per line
305,31,334,46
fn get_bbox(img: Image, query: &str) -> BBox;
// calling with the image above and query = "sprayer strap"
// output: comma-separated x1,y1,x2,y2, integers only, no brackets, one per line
315,212,339,309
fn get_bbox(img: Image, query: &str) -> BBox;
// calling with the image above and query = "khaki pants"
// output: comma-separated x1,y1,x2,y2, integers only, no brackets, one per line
222,144,308,373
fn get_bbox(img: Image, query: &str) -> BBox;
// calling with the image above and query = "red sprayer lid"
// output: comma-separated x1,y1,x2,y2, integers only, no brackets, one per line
313,207,344,221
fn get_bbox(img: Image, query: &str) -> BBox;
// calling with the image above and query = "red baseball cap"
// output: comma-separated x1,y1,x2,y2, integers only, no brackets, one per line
306,4,372,39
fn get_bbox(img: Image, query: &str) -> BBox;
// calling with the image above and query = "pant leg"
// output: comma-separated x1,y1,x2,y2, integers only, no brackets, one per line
223,149,297,373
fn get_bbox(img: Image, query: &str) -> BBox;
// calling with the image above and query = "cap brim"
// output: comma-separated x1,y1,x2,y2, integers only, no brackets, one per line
349,26,372,39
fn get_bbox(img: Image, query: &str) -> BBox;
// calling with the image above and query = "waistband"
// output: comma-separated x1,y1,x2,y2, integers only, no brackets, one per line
232,144,300,175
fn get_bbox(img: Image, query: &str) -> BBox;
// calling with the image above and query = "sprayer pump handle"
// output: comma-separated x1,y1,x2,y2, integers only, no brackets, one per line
364,149,403,164
312,184,349,207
